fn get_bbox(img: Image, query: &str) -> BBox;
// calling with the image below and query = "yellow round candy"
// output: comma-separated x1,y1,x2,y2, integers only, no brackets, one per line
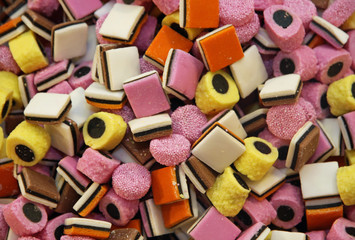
0,71,22,110
195,70,240,115
6,121,51,166
234,137,278,181
162,11,202,40
83,112,127,151
0,87,13,123
0,138,6,159
345,150,355,166
337,164,355,206
8,31,48,74
207,166,250,217
327,74,355,116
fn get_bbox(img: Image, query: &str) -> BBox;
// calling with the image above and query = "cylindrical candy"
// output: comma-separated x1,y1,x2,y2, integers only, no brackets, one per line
40,213,75,240
0,87,13,124
327,217,355,240
300,82,330,119
337,164,355,206
0,71,23,110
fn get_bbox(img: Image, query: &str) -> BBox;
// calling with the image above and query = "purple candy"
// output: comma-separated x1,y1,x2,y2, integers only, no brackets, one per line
0,46,21,74
102,104,136,123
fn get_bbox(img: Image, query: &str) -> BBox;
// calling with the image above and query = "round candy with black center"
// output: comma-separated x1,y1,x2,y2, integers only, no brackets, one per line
277,205,295,222
83,112,127,151
54,225,65,240
195,70,240,115
23,202,42,223
278,145,289,161
74,66,91,78
236,209,253,226
107,203,120,220
280,58,295,74
273,10,293,29
6,120,51,166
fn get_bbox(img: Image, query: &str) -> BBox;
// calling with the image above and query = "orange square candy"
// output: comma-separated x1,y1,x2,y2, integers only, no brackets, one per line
161,199,193,228
180,0,219,28
197,24,244,72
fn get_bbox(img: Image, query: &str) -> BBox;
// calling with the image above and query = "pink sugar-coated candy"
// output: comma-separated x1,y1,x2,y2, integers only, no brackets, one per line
254,0,283,11
0,46,21,74
307,121,334,164
64,0,102,20
171,105,207,144
112,162,151,200
298,97,317,123
234,196,276,230
236,222,268,240
345,30,355,70
47,81,73,94
116,0,153,11
18,237,41,240
139,58,163,74
68,62,94,90
134,15,157,53
283,0,317,30
313,44,352,84
258,128,290,168
102,104,136,123
96,14,113,44
264,5,305,52
152,0,179,15
300,82,330,119
61,236,96,240
39,213,75,240
34,59,70,90
234,13,261,44
345,205,355,222
150,134,191,166
266,100,308,140
262,54,275,78
322,0,355,27
306,231,327,240
273,46,319,81
327,217,355,240
270,183,304,229
58,156,91,191
99,188,139,226
3,196,48,236
28,0,60,17
77,148,120,184
0,204,8,240
219,0,254,27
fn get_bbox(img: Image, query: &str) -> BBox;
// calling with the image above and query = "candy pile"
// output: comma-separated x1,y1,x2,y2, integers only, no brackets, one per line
0,0,355,239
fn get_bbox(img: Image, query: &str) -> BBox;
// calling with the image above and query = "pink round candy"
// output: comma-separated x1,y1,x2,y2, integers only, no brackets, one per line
219,0,254,27
283,0,317,30
0,46,21,74
298,97,316,123
300,82,330,119
99,189,139,226
322,0,355,27
234,13,260,44
0,204,8,240
112,163,151,200
171,105,207,144
139,58,163,74
150,134,191,166
134,15,157,53
103,104,136,123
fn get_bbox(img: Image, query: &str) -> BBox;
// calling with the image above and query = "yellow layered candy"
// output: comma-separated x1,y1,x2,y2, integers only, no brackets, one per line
337,164,355,206
234,137,278,181
6,121,51,166
83,112,127,151
345,150,355,165
0,71,22,110
195,70,240,115
327,74,355,116
162,11,202,40
0,87,13,123
9,31,48,74
207,166,250,217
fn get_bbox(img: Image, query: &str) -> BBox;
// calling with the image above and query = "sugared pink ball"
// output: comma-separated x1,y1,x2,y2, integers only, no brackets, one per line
150,134,191,166
112,163,151,200
102,104,136,123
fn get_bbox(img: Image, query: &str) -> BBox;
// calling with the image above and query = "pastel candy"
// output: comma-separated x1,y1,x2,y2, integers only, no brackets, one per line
236,222,271,240
112,162,151,200
322,0,355,27
0,204,8,240
313,44,352,84
337,164,355,206
234,13,260,44
300,82,330,119
0,87,12,124
139,58,162,74
152,0,178,15
273,46,318,81
219,0,254,27
18,73,37,107
27,0,60,17
77,148,120,184
283,0,317,30
264,5,305,52
59,0,102,20
270,183,304,229
345,205,355,222
306,231,326,240
327,217,355,240
99,188,139,226
0,45,20,74
68,62,94,90
344,30,355,70
3,196,48,236
0,71,23,110
234,196,276,230
47,81,73,94
40,212,75,240
133,15,157,53
95,14,112,44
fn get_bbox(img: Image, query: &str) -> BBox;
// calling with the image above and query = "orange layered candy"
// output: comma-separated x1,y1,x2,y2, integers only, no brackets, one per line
113,219,142,234
306,205,343,231
197,24,244,72
180,0,219,28
0,17,25,44
161,199,193,228
143,25,193,70
151,166,186,205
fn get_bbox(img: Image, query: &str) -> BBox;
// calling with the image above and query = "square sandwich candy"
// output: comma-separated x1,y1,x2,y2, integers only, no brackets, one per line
179,0,219,28
85,82,126,110
59,0,102,21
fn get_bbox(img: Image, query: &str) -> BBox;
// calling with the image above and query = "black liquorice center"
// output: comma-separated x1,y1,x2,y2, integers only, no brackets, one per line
74,66,91,78
254,141,272,154
123,0,134,4
278,145,289,161
327,62,343,77
15,144,35,162
107,203,120,220
2,99,10,119
351,82,355,99
273,10,293,29
320,92,329,109
212,74,229,94
55,225,65,240
87,117,106,139
277,205,294,222
170,23,188,39
23,203,42,223
346,227,355,237
280,58,295,74
233,173,249,190
236,209,252,226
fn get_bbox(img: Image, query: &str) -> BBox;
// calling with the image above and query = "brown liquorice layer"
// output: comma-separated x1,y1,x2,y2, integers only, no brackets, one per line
133,125,172,138
185,160,208,191
35,60,72,88
241,113,267,128
22,12,52,35
25,101,71,123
